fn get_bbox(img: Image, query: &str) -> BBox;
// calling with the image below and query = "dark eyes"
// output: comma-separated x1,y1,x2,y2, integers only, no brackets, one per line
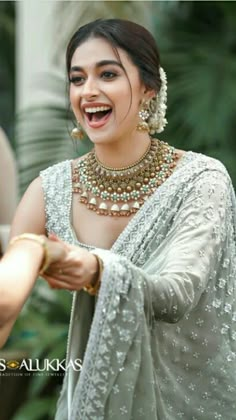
101,71,117,79
69,76,84,85
69,71,117,85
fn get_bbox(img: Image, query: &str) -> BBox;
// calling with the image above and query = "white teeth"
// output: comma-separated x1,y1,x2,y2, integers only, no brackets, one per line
85,106,111,113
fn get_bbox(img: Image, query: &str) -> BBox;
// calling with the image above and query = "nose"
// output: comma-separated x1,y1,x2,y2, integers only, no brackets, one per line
81,76,99,99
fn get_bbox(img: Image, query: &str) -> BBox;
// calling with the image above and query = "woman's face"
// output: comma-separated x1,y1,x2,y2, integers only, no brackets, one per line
69,37,148,144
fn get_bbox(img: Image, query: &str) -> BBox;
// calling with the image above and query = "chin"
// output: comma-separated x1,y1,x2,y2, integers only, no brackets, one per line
87,130,118,145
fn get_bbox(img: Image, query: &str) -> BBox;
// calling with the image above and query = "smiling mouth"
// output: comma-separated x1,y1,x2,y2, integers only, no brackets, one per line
84,106,112,123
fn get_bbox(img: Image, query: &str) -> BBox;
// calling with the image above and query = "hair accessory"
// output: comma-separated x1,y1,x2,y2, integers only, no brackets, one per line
9,233,51,275
148,66,168,134
137,100,150,132
71,122,84,140
83,254,104,295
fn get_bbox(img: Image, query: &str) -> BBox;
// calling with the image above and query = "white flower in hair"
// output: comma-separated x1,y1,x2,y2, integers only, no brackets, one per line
149,66,168,134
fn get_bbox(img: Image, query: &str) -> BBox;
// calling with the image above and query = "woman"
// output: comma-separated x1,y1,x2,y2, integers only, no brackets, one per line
10,19,236,420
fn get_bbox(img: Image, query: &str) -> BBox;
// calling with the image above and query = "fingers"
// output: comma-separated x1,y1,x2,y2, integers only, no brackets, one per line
43,268,70,280
41,241,96,292
42,273,75,291
48,232,62,242
42,265,83,289
46,242,68,265
45,259,82,276
46,251,84,276
48,233,71,250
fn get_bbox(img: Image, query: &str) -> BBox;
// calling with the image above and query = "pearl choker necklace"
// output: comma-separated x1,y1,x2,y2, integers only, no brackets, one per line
72,138,179,217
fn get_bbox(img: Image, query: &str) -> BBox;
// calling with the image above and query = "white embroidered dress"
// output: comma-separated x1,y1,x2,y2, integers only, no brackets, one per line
40,151,236,420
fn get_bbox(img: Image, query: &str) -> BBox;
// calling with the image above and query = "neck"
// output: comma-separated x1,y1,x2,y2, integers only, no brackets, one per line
93,131,151,169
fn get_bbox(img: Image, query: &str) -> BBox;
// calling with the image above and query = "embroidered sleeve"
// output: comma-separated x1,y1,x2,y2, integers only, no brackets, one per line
142,169,234,322
93,169,234,323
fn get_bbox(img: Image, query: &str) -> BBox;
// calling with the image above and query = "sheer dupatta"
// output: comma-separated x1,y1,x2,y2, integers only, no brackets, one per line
43,153,236,420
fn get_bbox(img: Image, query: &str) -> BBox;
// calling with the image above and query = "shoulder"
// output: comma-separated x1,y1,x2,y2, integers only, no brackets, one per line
180,152,235,209
39,154,89,178
40,159,72,179
174,151,235,207
182,151,231,181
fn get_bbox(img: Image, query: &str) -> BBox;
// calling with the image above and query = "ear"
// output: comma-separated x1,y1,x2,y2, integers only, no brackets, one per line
143,87,156,101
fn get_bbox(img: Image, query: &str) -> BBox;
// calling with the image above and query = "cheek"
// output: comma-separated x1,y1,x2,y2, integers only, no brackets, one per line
120,80,143,115
70,86,79,105
119,90,141,121
69,86,74,103
70,87,82,115
115,87,138,117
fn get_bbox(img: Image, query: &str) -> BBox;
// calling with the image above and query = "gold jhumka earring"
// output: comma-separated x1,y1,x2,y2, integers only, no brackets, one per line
71,122,84,140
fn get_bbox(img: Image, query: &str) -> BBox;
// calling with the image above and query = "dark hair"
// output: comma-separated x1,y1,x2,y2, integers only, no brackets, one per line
66,18,161,93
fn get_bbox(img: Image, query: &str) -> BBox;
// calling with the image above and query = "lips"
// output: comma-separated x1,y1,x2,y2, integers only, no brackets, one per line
82,104,112,129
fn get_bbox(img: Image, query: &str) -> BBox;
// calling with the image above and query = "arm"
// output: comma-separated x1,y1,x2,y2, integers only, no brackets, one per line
0,175,48,346
0,235,67,348
118,168,231,322
142,169,231,322
10,176,46,238
0,239,44,347
42,169,232,323
0,176,47,346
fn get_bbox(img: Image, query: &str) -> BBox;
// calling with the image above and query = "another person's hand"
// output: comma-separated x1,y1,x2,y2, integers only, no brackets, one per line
42,234,99,292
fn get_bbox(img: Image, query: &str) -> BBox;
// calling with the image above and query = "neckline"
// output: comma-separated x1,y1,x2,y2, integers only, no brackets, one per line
68,150,193,251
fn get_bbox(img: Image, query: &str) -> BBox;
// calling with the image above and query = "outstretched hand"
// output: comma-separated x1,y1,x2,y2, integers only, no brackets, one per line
42,234,98,291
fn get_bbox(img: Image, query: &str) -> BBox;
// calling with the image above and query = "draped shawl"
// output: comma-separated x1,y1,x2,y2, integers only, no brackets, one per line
40,151,236,420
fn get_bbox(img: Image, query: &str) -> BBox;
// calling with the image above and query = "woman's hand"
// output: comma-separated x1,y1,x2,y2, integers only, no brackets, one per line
42,235,98,291
44,235,68,266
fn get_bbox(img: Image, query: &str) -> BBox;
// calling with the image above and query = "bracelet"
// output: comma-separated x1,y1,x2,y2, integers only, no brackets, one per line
9,233,51,275
83,254,104,296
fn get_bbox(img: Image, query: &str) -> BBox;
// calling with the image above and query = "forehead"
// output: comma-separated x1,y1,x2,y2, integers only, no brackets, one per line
70,37,133,69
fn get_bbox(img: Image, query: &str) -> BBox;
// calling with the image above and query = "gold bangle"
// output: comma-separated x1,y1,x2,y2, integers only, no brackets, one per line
9,233,50,275
83,254,104,296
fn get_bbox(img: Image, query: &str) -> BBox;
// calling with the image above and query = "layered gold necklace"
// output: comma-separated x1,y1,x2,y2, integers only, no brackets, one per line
72,138,179,217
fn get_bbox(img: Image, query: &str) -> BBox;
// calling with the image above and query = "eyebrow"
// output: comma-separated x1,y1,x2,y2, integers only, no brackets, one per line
70,60,124,73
